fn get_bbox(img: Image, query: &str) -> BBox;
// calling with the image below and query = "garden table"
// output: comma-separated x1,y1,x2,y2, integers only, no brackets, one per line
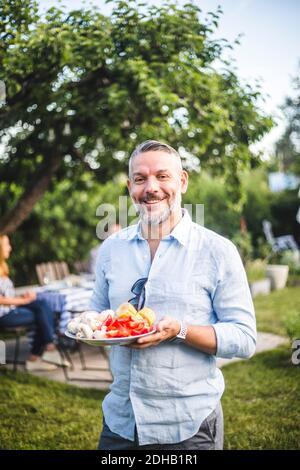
36,285,93,333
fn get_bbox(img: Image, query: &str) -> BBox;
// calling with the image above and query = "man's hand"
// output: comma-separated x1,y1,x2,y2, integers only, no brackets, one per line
126,316,180,349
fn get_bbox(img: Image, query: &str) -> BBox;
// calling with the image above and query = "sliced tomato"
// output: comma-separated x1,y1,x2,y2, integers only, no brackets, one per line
105,329,119,337
106,324,132,338
128,320,143,328
103,315,113,327
103,315,153,338
116,317,132,326
118,326,132,337
109,319,122,329
131,326,152,336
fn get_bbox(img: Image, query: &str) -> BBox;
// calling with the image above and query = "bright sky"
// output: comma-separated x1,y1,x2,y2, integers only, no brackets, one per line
36,0,300,156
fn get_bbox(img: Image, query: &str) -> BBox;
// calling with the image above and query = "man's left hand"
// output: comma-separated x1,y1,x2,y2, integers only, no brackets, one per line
125,316,180,349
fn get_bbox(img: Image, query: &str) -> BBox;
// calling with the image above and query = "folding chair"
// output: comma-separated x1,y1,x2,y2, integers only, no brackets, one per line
262,220,299,253
73,260,90,275
0,325,34,372
36,262,70,285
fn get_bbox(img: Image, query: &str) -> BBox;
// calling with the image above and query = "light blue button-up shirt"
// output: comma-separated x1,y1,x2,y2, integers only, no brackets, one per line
90,209,256,445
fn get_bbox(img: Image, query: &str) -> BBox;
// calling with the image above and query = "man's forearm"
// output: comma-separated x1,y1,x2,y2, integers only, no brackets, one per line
133,317,218,353
176,323,217,355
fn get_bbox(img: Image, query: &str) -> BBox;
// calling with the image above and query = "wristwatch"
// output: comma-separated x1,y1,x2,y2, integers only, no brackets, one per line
176,321,188,342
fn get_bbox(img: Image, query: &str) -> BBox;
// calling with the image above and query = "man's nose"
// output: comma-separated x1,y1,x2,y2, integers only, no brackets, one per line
144,177,159,193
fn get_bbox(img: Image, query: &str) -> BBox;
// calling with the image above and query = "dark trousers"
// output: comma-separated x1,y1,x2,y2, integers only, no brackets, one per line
99,402,224,450
0,299,55,355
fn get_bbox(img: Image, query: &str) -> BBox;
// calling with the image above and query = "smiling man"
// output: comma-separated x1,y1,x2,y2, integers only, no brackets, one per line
128,142,188,263
90,140,257,450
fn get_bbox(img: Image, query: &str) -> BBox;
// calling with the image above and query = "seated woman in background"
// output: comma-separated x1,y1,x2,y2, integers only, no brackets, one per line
0,234,69,371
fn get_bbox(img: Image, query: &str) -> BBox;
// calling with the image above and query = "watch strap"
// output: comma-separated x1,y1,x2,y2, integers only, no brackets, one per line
176,321,188,342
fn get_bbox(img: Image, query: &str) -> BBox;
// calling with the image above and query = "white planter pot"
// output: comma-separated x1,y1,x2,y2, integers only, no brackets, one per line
249,278,271,298
265,265,289,290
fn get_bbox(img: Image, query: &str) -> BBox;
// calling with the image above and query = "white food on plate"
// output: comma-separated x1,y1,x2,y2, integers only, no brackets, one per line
67,308,152,341
85,318,101,331
80,310,101,322
93,329,107,340
76,324,94,339
67,319,81,334
67,310,114,339
98,310,115,321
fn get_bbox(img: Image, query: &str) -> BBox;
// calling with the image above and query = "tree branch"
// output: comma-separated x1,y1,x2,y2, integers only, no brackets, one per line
0,149,63,234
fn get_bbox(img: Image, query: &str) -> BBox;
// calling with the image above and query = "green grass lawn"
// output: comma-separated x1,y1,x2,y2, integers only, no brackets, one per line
1,345,299,450
0,369,105,450
254,286,300,336
222,345,300,450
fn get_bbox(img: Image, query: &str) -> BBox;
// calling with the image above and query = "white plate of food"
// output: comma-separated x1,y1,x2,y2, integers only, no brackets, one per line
65,304,157,346
65,328,156,346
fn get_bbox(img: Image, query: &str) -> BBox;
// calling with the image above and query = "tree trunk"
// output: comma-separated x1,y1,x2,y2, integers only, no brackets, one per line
0,150,63,235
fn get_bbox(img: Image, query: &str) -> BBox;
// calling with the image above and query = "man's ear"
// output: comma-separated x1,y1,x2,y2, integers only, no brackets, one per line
181,170,189,194
127,178,131,194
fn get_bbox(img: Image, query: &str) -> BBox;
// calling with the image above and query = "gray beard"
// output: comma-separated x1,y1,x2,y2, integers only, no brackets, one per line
134,191,182,227
140,205,172,226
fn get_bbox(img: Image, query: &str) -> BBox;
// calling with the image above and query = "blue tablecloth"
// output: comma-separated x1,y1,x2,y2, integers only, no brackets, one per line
37,286,93,334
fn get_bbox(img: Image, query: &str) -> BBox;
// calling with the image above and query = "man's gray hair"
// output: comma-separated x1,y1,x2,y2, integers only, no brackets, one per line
128,140,182,178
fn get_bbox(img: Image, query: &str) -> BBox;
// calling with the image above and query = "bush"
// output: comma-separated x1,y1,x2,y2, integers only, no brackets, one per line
9,174,126,285
279,250,300,274
242,170,300,257
267,249,300,273
243,167,272,250
284,310,300,341
270,190,300,247
246,259,267,282
183,171,240,237
231,232,253,264
255,236,272,260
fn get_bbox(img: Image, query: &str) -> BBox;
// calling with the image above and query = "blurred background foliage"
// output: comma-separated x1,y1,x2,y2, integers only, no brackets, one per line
0,0,299,284
4,164,299,285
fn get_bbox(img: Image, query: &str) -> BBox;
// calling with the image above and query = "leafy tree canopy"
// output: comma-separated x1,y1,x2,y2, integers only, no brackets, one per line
0,0,272,234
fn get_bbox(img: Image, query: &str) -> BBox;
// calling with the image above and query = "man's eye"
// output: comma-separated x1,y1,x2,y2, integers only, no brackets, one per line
158,175,168,179
134,178,144,183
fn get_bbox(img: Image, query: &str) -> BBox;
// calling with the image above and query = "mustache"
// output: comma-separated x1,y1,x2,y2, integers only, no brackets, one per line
141,196,166,202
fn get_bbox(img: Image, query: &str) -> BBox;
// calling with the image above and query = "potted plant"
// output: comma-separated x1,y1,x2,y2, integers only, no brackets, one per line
265,250,292,290
246,259,271,297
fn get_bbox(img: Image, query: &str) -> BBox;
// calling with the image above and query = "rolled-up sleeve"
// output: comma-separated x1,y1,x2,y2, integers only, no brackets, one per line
211,241,257,359
89,240,110,312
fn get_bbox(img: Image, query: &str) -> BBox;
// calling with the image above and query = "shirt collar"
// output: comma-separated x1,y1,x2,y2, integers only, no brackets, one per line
167,208,191,246
127,208,192,246
126,221,144,241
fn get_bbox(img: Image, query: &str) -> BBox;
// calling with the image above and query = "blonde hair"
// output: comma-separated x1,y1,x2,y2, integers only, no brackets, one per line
0,235,9,277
